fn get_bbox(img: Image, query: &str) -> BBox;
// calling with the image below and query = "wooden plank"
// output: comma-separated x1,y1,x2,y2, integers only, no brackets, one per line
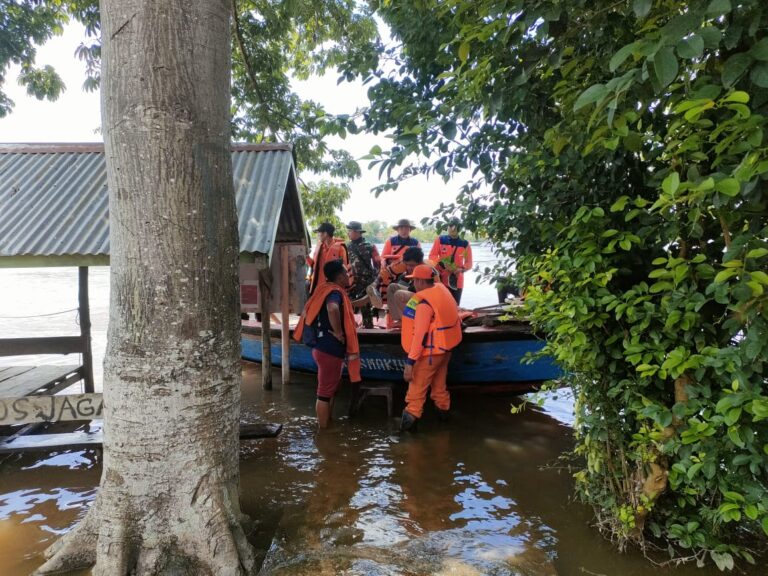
0,422,283,453
0,393,102,425
239,423,282,439
0,336,84,357
47,372,88,396
280,245,291,385
79,266,95,393
260,270,273,390
0,365,81,397
0,366,35,384
0,430,103,452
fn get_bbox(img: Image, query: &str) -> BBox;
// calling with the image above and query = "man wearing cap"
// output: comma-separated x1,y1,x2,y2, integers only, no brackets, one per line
294,259,361,429
307,222,349,295
429,218,473,304
399,264,463,432
345,221,381,329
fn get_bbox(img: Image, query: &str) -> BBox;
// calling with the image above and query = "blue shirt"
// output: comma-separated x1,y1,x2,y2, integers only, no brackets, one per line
314,292,346,358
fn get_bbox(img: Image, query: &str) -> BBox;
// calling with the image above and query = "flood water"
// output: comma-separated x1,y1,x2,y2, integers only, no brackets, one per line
1,261,763,574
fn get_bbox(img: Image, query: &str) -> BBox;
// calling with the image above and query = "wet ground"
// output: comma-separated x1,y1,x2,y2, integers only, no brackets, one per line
2,363,762,575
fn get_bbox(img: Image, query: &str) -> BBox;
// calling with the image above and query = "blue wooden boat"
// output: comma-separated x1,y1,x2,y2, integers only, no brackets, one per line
241,319,560,393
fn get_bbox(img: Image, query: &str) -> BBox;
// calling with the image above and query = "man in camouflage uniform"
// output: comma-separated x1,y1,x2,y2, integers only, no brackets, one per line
346,221,381,328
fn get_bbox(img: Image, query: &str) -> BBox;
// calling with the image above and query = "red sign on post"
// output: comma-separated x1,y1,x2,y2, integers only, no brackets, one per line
240,283,259,311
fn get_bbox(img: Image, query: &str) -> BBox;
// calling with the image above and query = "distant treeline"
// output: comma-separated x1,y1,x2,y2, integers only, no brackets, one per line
359,220,483,243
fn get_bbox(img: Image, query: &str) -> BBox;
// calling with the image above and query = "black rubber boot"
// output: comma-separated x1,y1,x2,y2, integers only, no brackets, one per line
400,410,419,432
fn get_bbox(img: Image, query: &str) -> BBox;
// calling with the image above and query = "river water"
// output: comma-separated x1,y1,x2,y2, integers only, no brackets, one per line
0,248,761,575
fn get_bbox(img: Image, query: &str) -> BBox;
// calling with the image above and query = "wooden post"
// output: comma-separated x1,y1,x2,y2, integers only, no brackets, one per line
259,270,272,390
280,245,291,384
79,266,95,393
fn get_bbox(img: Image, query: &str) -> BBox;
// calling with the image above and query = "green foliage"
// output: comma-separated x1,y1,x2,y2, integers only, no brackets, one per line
230,0,378,223
0,0,69,116
301,180,350,233
354,0,768,567
360,219,389,241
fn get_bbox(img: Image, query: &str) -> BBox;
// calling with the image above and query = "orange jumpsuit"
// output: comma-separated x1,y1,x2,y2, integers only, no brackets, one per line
400,283,462,418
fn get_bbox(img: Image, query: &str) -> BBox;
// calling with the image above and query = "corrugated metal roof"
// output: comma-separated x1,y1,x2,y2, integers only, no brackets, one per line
0,143,308,264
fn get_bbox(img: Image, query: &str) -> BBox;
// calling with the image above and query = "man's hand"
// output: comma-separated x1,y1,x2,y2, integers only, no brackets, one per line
330,329,346,344
403,363,414,382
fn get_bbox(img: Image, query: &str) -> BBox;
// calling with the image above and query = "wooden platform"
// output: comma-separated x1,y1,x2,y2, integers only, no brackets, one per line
0,422,283,453
0,365,83,397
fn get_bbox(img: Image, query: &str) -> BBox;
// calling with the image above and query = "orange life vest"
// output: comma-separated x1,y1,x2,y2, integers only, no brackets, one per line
400,283,462,357
309,238,349,294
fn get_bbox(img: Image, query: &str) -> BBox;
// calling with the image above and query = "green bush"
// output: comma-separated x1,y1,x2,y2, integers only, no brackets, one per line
361,0,768,567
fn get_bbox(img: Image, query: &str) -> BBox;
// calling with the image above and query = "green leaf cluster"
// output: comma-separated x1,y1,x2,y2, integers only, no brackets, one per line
356,0,768,567
0,0,70,116
230,0,380,223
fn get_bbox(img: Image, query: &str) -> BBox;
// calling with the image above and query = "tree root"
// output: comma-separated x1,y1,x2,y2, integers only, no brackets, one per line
35,498,101,574
35,476,256,575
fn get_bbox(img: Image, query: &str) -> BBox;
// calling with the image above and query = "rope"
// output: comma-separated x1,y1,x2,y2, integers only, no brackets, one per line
0,307,79,319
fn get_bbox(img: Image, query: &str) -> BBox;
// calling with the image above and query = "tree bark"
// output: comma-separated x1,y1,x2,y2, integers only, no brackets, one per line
37,1,255,574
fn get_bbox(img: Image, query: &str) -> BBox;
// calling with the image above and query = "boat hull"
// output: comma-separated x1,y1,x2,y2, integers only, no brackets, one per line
241,324,560,390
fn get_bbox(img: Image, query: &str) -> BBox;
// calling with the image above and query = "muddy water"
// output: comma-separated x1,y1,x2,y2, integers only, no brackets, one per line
3,364,757,575
1,266,763,575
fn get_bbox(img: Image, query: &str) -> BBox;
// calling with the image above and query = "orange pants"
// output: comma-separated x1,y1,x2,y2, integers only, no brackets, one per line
404,352,451,419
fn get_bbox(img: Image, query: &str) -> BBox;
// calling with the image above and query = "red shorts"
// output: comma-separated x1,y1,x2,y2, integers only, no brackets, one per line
312,348,345,400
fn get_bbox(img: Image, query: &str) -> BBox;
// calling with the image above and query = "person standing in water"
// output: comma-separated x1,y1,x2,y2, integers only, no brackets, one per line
399,264,462,432
294,260,361,429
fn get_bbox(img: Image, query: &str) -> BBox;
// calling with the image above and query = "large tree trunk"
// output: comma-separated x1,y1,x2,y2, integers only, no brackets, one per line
37,1,255,574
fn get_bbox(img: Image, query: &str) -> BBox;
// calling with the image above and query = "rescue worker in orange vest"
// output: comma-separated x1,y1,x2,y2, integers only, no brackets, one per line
307,222,349,295
381,218,421,265
429,218,473,305
399,264,463,432
294,259,361,429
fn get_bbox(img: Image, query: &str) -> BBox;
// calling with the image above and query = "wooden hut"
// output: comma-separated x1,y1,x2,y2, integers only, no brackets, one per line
0,142,308,409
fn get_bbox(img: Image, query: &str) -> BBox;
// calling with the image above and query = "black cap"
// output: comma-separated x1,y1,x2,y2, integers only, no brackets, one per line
323,259,346,281
346,221,365,232
314,222,335,235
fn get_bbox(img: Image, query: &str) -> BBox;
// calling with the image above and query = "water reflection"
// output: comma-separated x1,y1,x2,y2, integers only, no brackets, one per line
0,364,760,575
0,450,99,575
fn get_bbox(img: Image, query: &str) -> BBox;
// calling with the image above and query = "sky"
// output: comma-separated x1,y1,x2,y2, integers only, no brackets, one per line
0,23,462,226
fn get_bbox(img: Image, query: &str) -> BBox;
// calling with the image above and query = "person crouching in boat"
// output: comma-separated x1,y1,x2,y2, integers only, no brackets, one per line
294,259,361,429
400,265,463,432
386,247,441,330
365,219,420,322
